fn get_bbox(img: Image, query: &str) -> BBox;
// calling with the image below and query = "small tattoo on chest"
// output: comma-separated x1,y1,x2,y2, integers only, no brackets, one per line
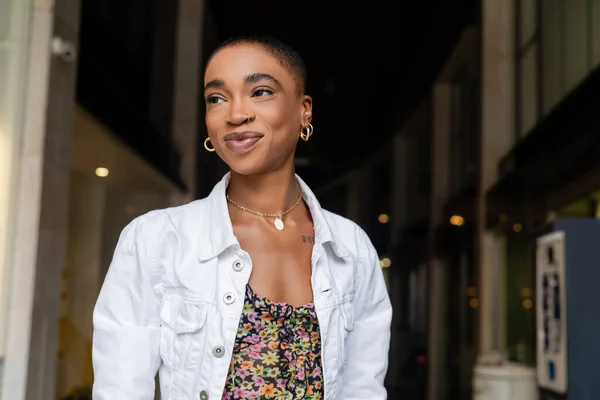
301,235,314,244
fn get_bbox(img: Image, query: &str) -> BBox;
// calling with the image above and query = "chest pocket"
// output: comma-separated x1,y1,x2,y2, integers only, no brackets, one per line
337,299,356,371
341,301,355,332
160,293,208,368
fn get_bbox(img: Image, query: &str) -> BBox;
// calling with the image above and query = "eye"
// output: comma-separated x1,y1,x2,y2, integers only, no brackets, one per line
206,95,224,104
252,88,273,97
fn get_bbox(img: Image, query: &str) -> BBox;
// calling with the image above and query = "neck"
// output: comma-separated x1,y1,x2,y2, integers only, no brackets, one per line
227,168,300,215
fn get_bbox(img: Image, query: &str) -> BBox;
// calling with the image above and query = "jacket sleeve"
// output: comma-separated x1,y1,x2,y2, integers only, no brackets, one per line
92,216,162,399
338,228,393,399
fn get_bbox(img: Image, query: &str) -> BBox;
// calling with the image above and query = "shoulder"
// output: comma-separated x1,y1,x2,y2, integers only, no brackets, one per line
320,209,385,306
321,209,376,261
126,198,210,244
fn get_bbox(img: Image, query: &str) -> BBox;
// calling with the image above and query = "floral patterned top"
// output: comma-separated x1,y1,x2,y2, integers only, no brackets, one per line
222,285,324,400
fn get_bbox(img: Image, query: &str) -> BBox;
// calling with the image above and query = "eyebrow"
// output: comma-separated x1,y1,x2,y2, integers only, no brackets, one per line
204,79,224,90
204,73,281,91
245,73,281,86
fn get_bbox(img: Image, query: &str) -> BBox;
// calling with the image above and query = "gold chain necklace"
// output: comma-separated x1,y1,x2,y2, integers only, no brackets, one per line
226,192,303,231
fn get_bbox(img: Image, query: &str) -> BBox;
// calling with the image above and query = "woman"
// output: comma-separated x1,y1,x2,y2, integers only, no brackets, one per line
92,35,392,400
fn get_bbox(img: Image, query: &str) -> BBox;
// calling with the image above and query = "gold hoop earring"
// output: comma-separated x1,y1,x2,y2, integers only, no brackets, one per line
300,124,313,142
204,137,215,152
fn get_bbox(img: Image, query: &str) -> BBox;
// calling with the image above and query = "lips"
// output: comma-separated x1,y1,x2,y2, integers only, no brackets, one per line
223,131,264,154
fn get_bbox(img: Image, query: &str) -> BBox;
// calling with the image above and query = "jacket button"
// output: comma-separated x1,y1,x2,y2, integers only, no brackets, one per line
200,390,209,400
232,260,244,272
212,345,225,358
223,292,235,305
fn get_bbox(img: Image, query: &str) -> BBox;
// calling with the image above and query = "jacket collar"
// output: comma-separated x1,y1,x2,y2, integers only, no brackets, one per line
197,172,349,260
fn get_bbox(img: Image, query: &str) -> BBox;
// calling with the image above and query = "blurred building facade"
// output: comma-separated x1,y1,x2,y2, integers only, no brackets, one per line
0,0,208,399
318,0,600,399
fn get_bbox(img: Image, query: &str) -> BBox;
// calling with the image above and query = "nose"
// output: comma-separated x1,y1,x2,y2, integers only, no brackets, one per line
227,111,252,125
226,99,253,125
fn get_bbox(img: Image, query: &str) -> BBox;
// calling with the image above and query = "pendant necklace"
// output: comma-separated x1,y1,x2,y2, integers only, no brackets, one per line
226,191,303,231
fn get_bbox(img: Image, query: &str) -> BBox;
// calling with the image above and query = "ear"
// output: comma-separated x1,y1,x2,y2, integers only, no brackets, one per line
301,95,313,126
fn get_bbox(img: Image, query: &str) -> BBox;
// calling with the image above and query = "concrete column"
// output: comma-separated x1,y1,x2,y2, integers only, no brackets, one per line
477,0,515,358
427,83,452,400
26,2,82,398
0,0,34,370
2,0,82,398
387,134,409,388
170,0,205,206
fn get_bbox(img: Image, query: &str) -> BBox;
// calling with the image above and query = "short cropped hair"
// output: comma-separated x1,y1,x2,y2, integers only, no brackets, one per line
207,34,307,94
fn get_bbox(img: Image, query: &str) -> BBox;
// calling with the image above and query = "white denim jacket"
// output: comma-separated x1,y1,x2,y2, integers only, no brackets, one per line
92,173,392,400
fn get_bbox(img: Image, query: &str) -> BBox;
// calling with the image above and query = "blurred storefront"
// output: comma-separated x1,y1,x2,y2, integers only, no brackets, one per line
324,0,600,395
386,2,600,398
487,0,600,367
315,95,433,396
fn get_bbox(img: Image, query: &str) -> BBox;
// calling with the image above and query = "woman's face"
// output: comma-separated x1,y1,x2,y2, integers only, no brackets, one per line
204,43,312,176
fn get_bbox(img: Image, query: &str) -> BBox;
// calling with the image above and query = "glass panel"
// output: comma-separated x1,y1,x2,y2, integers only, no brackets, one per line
519,46,538,137
448,68,478,195
417,119,431,198
555,198,591,218
520,0,537,48
406,130,422,217
506,231,535,364
541,0,564,115
367,150,392,255
409,263,428,334
406,119,431,221
564,0,588,94
449,83,462,195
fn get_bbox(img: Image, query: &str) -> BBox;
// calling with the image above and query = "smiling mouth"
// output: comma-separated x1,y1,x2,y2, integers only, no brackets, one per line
223,131,264,154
